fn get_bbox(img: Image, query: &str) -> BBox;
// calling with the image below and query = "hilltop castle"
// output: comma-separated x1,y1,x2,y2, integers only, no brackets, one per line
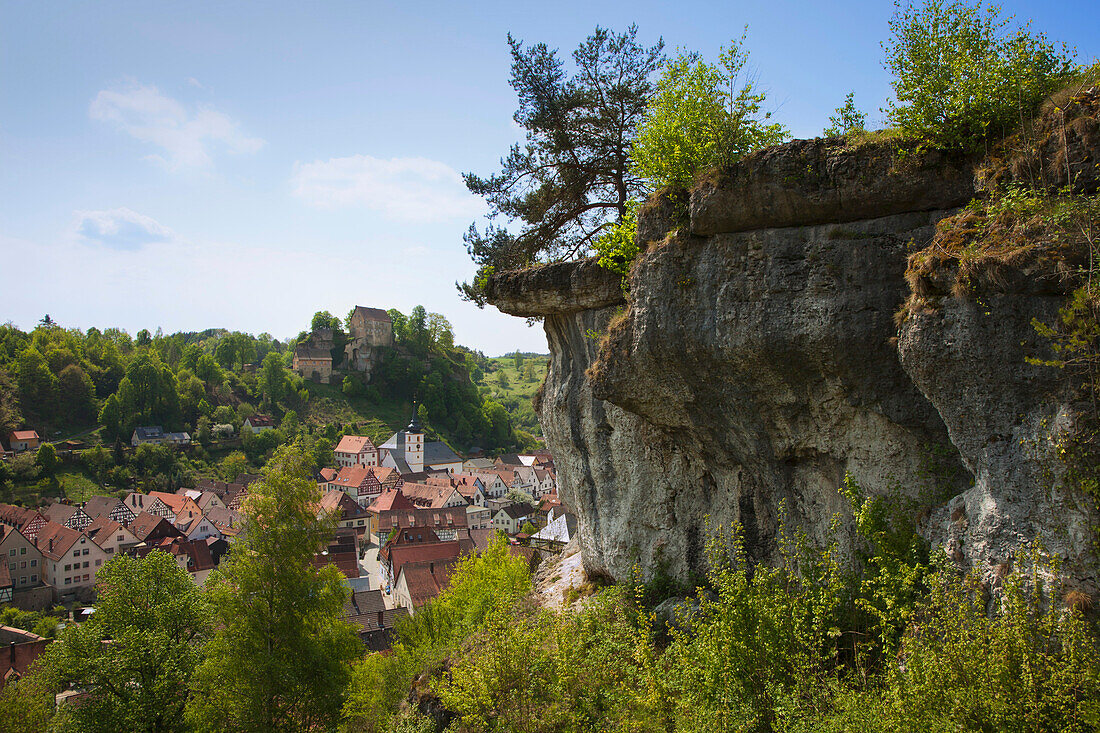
292,305,393,383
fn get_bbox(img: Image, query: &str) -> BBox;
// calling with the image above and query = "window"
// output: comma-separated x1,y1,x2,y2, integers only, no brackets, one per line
95,559,101,567
7,549,14,557
30,574,37,583
117,535,124,541
30,559,36,567
82,561,89,569
20,561,26,569
82,549,89,556
72,551,79,558
65,564,71,571
7,563,14,572
83,574,89,582
19,547,25,555
64,578,71,586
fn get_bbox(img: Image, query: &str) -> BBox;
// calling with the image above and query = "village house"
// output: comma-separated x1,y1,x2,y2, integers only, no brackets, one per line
0,565,11,604
393,559,456,613
401,481,468,510
472,471,510,501
372,505,468,544
380,536,465,591
36,521,110,594
492,503,536,535
128,512,185,546
131,426,167,447
243,415,276,432
334,435,379,468
0,504,47,542
84,516,139,557
42,503,93,532
83,496,136,526
0,626,49,690
149,491,203,522
319,489,373,537
365,488,416,542
204,506,244,539
327,465,402,506
1,525,44,591
466,504,492,530
123,493,175,522
430,473,488,507
134,537,215,585
6,430,40,453
174,512,224,543
344,588,409,651
292,344,333,384
462,456,495,472
178,488,227,513
313,531,360,579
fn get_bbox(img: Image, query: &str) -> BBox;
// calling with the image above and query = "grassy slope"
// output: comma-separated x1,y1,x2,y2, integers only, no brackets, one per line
480,356,548,436
298,381,413,446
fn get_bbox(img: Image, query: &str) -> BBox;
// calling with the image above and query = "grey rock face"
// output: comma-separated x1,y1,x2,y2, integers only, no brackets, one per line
487,135,1098,589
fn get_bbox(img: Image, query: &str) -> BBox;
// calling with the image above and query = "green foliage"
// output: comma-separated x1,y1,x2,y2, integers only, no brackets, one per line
36,551,212,733
632,32,789,190
460,26,664,304
825,555,1100,732
593,199,640,282
188,442,360,732
34,443,57,477
343,535,530,732
824,92,867,137
883,0,1076,151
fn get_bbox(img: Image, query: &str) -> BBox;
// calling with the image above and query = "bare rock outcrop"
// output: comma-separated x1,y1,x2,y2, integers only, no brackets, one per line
488,126,1099,591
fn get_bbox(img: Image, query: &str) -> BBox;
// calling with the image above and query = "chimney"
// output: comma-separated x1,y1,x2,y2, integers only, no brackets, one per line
377,610,384,628
429,561,434,573
10,641,15,666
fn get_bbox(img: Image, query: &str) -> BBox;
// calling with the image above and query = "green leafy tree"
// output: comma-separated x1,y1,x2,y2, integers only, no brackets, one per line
460,26,664,304
883,0,1076,151
260,352,287,405
0,367,23,437
37,551,212,733
633,32,789,189
34,443,57,477
513,351,524,371
219,450,250,481
188,442,360,732
824,91,867,137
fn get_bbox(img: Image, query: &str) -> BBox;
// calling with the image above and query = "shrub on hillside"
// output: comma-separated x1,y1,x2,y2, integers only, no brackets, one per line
883,0,1076,151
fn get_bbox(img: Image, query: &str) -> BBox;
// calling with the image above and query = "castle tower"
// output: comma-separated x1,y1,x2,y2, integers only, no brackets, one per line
405,408,424,473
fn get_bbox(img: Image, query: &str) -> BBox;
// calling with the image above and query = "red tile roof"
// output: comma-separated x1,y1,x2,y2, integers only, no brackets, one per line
368,488,416,514
335,435,377,455
389,540,462,580
398,560,457,607
33,521,82,561
8,430,39,441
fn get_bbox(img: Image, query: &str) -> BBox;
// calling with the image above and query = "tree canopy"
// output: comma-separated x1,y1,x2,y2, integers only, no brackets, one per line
460,25,664,304
187,442,360,732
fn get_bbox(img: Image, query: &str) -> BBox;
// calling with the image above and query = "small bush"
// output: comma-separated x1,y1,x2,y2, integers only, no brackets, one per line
632,31,788,189
883,0,1077,151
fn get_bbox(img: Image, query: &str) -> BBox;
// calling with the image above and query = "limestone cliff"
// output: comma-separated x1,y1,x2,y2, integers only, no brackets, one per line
486,120,1100,594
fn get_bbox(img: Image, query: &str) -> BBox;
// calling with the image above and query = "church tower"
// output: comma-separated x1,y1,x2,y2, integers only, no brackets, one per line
405,407,424,473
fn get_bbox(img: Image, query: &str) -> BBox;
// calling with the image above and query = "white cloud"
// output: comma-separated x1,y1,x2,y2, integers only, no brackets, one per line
290,155,485,222
89,82,263,169
73,207,174,250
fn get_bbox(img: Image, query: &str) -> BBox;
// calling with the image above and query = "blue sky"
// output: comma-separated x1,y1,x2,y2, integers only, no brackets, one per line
1,0,1095,356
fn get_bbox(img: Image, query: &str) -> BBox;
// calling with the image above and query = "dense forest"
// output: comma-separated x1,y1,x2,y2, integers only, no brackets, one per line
0,306,536,503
